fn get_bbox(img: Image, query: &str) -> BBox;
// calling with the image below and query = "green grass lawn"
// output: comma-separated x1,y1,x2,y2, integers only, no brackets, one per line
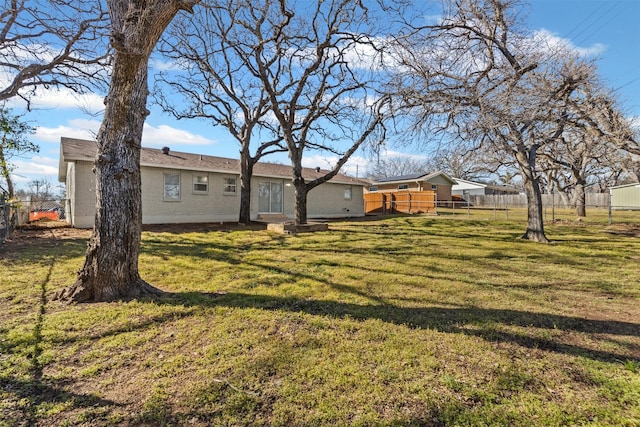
1,213,639,426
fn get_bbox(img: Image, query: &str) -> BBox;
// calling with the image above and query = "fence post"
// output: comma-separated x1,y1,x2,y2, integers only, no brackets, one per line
493,197,496,221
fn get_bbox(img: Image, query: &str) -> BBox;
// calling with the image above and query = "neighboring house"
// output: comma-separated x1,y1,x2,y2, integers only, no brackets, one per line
610,183,640,210
58,137,366,228
367,171,457,202
452,178,521,196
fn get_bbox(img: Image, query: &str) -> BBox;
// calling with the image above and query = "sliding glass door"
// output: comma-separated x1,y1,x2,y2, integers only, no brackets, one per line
258,181,283,213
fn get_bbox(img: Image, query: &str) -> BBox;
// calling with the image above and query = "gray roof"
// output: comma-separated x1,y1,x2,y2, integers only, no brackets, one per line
372,171,457,185
59,137,367,185
452,177,521,193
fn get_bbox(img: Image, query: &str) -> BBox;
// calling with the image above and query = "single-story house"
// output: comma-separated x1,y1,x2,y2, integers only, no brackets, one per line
58,137,367,228
366,171,457,202
610,183,640,210
452,178,521,196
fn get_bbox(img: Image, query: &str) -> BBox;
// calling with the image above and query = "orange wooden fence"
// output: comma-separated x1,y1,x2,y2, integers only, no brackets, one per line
364,191,436,214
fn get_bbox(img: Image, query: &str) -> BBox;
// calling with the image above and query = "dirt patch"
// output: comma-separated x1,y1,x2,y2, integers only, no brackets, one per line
142,221,266,233
0,222,268,258
602,223,640,237
0,223,89,258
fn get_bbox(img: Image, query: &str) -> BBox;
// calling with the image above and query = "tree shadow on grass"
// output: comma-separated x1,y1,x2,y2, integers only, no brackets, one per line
0,255,120,426
0,375,120,426
158,291,640,364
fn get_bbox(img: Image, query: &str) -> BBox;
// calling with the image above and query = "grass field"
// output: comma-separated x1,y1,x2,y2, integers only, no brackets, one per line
1,212,639,426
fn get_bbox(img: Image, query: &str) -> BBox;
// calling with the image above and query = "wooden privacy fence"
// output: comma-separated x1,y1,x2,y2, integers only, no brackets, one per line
364,190,436,214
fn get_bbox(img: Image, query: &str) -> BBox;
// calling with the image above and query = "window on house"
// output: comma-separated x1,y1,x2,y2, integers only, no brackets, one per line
223,177,237,195
398,184,409,190
431,184,438,190
164,172,180,201
193,174,209,194
368,186,378,192
344,186,352,200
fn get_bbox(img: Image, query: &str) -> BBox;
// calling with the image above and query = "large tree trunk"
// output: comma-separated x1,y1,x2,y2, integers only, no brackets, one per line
516,150,549,243
521,176,548,242
57,51,159,302
293,177,308,226
238,147,253,224
574,181,587,217
56,0,196,303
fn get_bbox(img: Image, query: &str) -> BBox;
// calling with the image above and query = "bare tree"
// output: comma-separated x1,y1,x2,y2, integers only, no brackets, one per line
0,0,110,105
367,155,431,179
393,0,594,242
539,78,638,216
155,0,286,224
55,0,198,303
215,0,391,225
540,136,613,215
28,177,55,200
615,153,640,186
428,145,497,181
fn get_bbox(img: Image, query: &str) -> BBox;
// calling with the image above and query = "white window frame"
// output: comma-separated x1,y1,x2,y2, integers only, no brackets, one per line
431,184,438,190
398,184,409,190
223,176,237,195
368,186,378,192
164,172,181,201
193,174,209,194
344,186,353,200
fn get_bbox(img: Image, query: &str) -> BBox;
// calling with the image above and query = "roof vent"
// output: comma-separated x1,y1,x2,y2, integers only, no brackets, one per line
316,167,321,172
162,146,170,155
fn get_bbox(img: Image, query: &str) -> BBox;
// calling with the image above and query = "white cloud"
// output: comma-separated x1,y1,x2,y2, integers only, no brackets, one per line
34,119,216,148
377,149,429,161
35,118,101,143
532,29,607,58
629,115,640,133
10,156,59,183
141,124,217,147
4,85,106,114
150,57,188,72
301,154,371,178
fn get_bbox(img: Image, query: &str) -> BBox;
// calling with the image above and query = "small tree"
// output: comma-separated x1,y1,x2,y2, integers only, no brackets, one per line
0,108,37,200
55,0,198,303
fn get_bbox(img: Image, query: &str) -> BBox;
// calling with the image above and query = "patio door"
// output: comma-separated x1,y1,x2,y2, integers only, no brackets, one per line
258,181,283,214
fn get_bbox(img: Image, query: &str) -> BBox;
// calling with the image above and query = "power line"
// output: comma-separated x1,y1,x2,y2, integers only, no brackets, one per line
564,1,610,40
574,1,624,47
614,76,640,92
570,1,620,44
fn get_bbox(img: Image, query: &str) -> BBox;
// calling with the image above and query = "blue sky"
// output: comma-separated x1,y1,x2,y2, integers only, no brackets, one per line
6,0,640,193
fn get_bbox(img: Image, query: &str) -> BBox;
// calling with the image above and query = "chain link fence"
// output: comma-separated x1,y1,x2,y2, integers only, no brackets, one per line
0,200,67,245
437,193,639,225
21,199,66,223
